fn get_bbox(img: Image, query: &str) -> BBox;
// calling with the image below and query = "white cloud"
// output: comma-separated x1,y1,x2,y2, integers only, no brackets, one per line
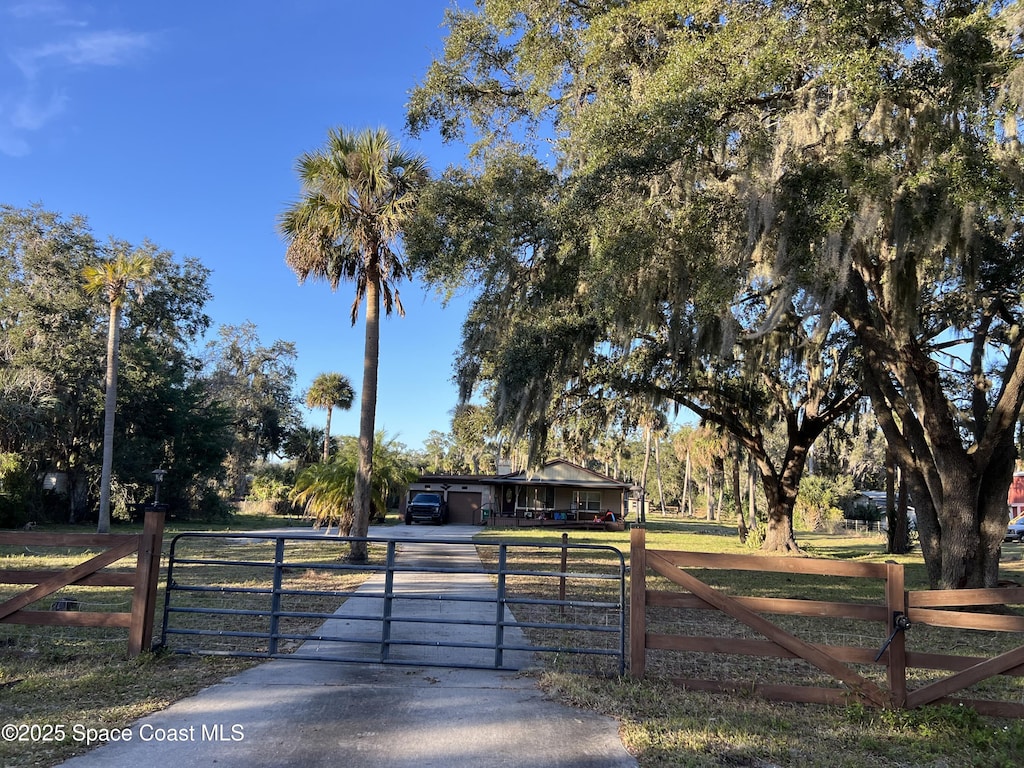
0,9,154,156
3,0,87,27
10,89,68,130
5,0,68,20
13,30,153,78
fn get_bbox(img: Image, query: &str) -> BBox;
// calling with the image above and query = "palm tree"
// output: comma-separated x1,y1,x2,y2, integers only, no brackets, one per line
305,372,355,462
82,249,154,533
291,431,417,533
279,126,427,561
281,424,326,471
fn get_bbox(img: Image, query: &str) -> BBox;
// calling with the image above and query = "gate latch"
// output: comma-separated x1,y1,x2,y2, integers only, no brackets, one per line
874,612,911,661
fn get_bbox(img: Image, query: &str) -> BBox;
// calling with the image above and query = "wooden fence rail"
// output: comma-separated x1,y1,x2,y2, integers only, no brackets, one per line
630,526,1024,718
0,509,165,655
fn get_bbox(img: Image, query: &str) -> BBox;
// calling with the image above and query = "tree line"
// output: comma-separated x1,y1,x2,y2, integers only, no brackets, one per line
0,204,304,526
403,0,1024,590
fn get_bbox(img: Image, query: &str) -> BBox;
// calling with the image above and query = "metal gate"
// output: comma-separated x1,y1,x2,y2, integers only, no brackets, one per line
159,532,626,674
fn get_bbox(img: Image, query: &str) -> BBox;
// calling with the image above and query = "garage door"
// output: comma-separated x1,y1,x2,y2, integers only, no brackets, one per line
447,491,482,525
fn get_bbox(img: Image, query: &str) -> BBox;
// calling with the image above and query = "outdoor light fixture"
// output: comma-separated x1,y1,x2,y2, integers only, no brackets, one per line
152,467,167,505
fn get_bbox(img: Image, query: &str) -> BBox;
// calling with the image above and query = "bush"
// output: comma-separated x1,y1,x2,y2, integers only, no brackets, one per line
190,487,235,522
243,465,301,516
0,453,31,528
795,475,855,531
247,465,295,502
744,522,766,549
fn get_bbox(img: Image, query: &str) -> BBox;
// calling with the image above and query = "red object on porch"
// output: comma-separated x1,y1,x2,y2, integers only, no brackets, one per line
1010,473,1024,517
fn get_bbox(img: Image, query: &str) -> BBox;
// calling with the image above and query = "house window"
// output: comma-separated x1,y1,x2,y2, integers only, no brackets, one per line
575,490,602,512
517,486,555,513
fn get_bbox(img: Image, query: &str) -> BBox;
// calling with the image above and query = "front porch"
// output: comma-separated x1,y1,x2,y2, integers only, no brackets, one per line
483,511,627,532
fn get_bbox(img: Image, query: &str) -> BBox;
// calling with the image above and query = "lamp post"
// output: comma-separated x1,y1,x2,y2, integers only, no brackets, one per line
152,467,167,506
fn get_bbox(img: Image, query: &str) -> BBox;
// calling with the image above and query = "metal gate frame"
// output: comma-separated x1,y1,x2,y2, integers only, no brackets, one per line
159,532,626,674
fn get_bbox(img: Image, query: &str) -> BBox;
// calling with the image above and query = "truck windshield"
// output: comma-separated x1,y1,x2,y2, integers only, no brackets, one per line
411,494,441,504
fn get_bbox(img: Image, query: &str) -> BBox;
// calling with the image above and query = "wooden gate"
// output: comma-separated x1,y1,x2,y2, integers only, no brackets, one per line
630,527,1024,717
0,509,165,655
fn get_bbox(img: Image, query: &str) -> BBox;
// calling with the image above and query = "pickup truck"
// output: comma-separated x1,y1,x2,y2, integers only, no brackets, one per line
405,492,448,525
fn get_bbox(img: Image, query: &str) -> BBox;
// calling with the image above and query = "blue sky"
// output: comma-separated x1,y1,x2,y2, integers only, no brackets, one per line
0,0,476,451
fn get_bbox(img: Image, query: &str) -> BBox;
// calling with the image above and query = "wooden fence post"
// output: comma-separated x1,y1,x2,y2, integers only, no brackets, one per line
128,508,166,656
630,525,647,678
885,560,907,707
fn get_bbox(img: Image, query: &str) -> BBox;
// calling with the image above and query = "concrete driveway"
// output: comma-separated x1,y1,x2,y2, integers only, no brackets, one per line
56,524,637,768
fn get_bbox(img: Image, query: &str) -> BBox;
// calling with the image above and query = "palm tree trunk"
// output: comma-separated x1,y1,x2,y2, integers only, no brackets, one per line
682,449,691,517
97,303,121,533
639,426,652,524
349,278,380,561
323,406,333,463
653,433,666,516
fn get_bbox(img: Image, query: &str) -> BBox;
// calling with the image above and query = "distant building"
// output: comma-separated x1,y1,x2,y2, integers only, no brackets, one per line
853,471,1024,527
406,459,632,526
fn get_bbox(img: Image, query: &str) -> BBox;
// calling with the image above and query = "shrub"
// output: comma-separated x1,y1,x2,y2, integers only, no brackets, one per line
795,475,855,531
247,465,296,502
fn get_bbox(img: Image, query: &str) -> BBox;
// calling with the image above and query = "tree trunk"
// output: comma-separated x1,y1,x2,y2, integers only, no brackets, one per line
733,448,746,542
977,432,1016,587
867,368,1011,589
762,485,800,552
935,447,1013,589
759,445,808,553
68,468,89,524
653,434,666,515
682,450,691,517
322,406,333,463
897,475,910,548
349,279,380,562
885,449,910,554
842,269,1024,589
97,303,121,534
748,464,757,530
705,469,714,521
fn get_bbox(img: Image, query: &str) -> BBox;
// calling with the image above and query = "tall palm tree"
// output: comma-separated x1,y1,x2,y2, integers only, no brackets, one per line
305,372,355,462
279,126,427,561
82,249,154,533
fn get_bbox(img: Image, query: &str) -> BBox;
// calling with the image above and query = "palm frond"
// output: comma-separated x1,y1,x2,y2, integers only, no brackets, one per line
278,126,428,322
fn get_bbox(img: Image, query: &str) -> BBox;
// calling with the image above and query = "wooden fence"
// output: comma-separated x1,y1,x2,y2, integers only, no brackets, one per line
0,509,165,656
629,526,1024,718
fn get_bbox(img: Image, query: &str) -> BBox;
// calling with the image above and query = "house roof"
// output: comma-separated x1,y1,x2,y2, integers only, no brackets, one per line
497,459,630,489
417,459,631,491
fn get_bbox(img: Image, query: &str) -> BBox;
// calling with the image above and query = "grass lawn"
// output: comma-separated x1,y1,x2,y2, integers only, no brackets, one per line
3,511,1024,767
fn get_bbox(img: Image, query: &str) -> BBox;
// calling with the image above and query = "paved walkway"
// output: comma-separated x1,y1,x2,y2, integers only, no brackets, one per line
56,525,637,768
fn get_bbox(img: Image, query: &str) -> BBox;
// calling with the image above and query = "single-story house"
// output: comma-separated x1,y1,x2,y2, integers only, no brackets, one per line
406,459,633,526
